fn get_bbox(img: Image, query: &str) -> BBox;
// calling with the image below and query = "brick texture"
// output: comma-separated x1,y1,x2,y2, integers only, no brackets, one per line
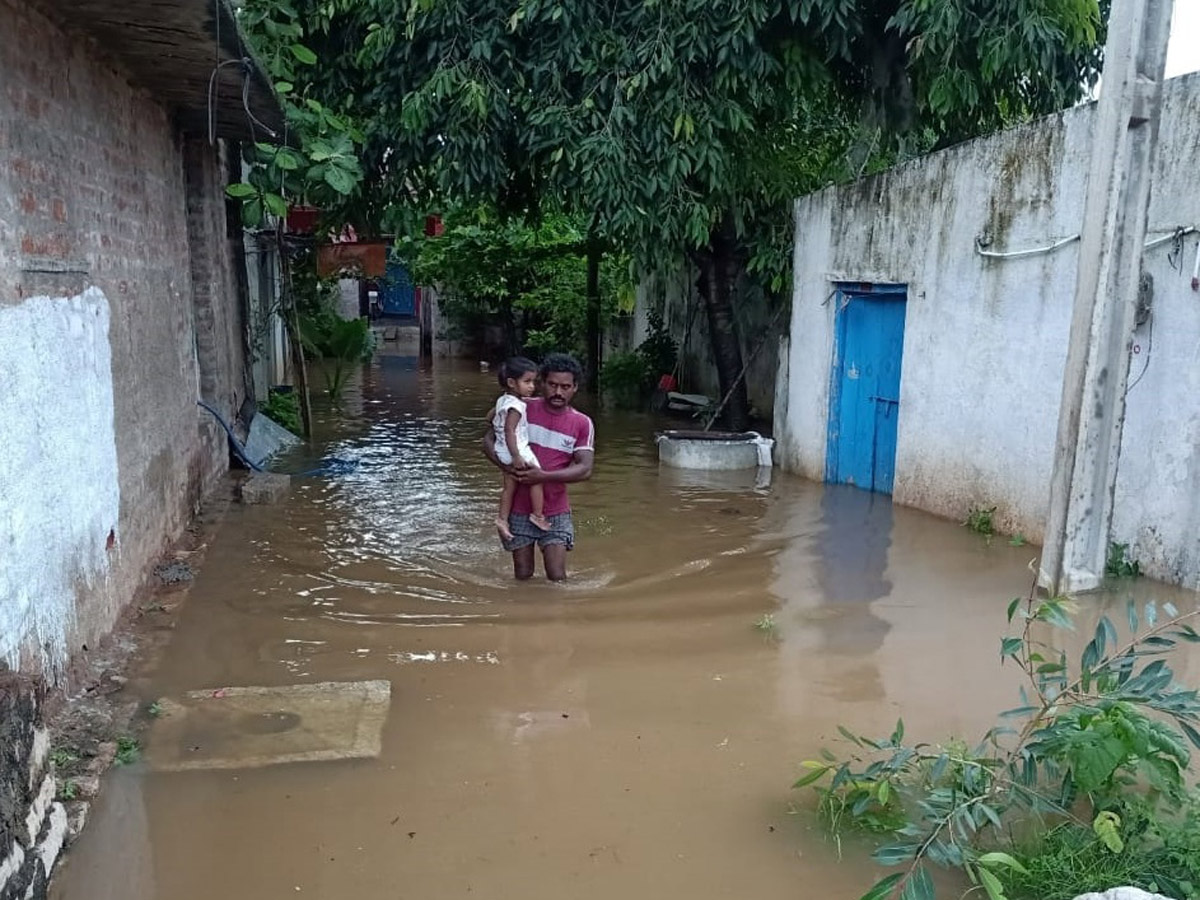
1,0,256,889
0,0,249,670
0,677,62,900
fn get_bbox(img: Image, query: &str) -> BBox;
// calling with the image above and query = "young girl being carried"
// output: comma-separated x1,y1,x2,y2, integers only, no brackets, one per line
491,357,550,540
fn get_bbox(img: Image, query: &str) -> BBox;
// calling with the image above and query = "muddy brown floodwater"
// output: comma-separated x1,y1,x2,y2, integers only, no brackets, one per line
51,352,1199,900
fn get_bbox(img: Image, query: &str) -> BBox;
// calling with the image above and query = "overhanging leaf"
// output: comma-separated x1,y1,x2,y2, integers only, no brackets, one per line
858,873,904,900
837,725,863,747
290,43,318,65
792,765,830,788
873,843,918,867
241,196,263,228
263,192,289,218
323,165,359,195
978,866,1007,900
1006,597,1021,623
977,852,1029,875
900,865,934,900
1179,720,1200,750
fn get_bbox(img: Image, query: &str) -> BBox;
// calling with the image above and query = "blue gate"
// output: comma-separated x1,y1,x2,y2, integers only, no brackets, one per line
379,258,415,317
825,284,908,494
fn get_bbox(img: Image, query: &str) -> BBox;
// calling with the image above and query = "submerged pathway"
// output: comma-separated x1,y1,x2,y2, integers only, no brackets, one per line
51,355,1149,900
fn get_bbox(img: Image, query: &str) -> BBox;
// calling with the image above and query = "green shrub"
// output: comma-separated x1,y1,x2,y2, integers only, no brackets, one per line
797,594,1200,900
299,310,373,362
262,389,301,436
1106,541,1142,578
600,312,678,409
1008,801,1200,900
298,313,373,403
965,505,997,535
600,351,652,409
638,311,678,378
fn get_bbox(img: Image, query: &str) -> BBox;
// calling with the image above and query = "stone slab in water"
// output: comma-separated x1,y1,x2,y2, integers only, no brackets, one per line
239,472,290,504
145,680,392,771
1074,889,1177,900
243,411,300,467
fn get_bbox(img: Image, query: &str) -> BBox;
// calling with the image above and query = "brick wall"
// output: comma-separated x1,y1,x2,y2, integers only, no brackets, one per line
0,0,249,676
184,136,253,485
1,1,254,889
0,678,64,900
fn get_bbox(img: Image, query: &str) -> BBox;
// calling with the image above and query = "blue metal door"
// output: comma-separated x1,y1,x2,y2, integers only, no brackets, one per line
379,258,415,316
826,285,907,494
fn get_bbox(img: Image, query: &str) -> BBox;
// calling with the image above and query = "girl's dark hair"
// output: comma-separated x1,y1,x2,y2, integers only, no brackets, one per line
498,356,538,388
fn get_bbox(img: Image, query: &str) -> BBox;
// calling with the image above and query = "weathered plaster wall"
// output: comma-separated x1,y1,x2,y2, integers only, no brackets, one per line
1110,77,1200,586
0,290,120,675
778,72,1200,585
0,0,244,675
337,278,361,320
1,1,253,894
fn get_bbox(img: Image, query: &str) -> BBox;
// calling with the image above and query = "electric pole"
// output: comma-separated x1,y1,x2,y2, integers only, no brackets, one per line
1039,0,1175,595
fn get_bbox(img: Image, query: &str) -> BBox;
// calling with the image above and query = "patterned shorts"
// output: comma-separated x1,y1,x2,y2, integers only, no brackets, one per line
500,512,575,552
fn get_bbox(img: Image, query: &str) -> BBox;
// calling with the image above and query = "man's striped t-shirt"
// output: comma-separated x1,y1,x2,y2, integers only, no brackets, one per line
510,397,595,517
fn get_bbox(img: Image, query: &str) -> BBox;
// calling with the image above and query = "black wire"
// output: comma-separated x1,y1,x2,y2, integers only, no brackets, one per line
1168,229,1184,271
1126,313,1154,394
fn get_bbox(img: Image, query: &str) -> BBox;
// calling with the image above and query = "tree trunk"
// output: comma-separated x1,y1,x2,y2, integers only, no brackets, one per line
501,296,518,356
276,228,314,440
690,219,750,431
584,242,602,392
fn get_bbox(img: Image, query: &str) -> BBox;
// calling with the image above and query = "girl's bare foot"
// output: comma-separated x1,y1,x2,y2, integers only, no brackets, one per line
496,517,514,540
529,513,551,532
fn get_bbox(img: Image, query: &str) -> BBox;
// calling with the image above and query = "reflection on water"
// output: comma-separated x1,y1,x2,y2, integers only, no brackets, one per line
813,485,894,656
50,356,1200,900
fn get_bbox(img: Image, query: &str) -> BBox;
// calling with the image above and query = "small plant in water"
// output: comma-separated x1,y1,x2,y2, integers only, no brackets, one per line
1106,541,1142,578
147,700,164,718
1008,533,1027,547
797,591,1200,900
754,613,780,641
964,506,997,536
577,515,614,536
115,736,141,766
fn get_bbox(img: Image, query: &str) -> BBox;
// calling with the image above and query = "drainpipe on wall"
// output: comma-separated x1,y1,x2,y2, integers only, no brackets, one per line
1039,0,1175,595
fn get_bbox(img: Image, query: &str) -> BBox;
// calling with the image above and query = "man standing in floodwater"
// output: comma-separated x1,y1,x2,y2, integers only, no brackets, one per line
483,353,595,581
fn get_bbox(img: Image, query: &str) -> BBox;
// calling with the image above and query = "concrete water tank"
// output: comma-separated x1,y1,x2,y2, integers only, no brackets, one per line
656,430,774,470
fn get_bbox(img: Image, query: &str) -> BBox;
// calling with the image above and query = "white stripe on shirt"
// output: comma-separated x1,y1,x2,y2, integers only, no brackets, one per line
528,421,577,454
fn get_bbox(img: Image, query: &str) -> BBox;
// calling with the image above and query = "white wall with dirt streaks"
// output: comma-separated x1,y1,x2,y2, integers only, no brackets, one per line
777,71,1200,587
0,288,120,674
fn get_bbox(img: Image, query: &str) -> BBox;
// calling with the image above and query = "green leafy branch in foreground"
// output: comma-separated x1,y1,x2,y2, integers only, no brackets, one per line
795,592,1200,900
227,1,366,230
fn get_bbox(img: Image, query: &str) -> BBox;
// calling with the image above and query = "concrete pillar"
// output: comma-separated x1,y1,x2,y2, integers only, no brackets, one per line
1039,0,1175,595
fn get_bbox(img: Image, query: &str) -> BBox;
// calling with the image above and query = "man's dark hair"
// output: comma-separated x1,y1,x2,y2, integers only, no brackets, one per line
539,352,583,386
499,355,538,388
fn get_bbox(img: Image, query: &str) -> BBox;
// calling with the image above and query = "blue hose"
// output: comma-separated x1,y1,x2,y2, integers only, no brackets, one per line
196,400,357,478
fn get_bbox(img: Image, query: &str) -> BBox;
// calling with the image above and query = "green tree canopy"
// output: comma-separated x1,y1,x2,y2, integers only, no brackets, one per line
398,208,633,360
240,0,1107,426
354,0,1104,425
